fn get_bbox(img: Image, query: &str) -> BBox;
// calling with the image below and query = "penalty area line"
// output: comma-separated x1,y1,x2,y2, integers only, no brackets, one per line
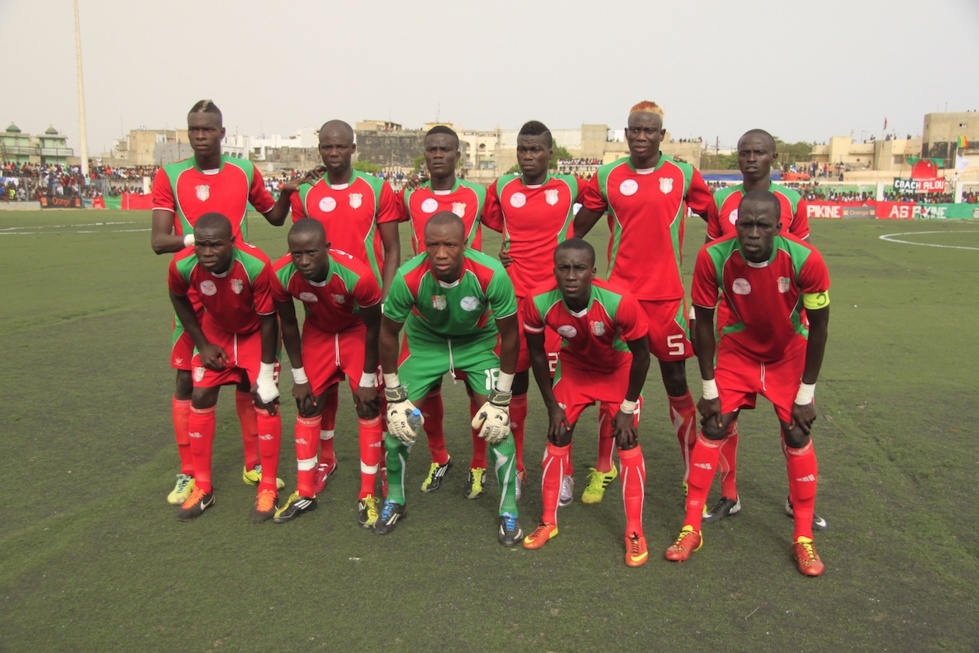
879,230,979,251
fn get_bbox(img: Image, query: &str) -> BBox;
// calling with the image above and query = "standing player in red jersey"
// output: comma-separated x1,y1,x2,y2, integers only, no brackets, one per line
520,239,651,567
285,119,401,494
482,120,582,501
701,129,825,531
573,100,713,496
151,100,293,506
664,190,830,577
399,125,489,500
271,219,385,528
168,212,283,523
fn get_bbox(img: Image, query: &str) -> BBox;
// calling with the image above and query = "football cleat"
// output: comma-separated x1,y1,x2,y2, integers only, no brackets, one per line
167,473,195,506
792,536,825,577
522,522,558,550
497,513,524,547
176,487,214,521
313,459,338,495
625,533,649,567
558,474,575,508
250,489,278,524
273,491,317,523
664,525,703,562
358,495,380,528
465,467,486,500
515,469,526,501
242,465,286,491
420,458,452,492
703,496,742,523
373,500,407,535
582,466,618,505
785,496,828,530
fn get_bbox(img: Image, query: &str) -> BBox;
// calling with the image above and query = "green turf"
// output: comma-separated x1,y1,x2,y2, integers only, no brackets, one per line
1,210,977,652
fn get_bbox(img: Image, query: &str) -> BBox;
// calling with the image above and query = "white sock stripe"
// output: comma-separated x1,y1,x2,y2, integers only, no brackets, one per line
320,430,335,441
361,462,379,474
297,458,317,471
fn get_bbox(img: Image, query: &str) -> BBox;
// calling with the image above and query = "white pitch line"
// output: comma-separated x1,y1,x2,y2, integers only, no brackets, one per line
879,230,979,251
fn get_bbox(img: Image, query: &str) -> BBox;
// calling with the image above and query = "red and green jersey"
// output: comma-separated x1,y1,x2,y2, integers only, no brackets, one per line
383,248,516,341
152,155,275,242
483,173,581,298
400,178,486,253
692,234,830,362
168,242,275,334
290,170,400,285
581,155,713,301
523,278,648,374
707,183,810,240
271,249,381,334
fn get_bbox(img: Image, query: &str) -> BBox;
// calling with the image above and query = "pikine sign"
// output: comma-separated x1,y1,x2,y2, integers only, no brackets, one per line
893,177,946,193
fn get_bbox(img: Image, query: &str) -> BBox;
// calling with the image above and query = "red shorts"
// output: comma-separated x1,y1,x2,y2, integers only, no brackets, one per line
303,322,380,396
714,338,806,423
191,327,279,389
517,298,560,376
552,361,642,427
170,290,204,371
640,298,693,362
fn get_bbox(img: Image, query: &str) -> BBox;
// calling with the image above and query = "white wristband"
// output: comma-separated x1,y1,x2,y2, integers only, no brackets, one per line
383,372,400,388
359,372,376,388
183,234,195,247
620,399,638,414
795,382,816,405
495,371,514,393
291,367,308,385
687,306,696,321
259,361,276,382
702,378,719,400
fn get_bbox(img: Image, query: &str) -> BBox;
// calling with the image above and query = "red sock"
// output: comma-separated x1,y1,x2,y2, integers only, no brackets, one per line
541,442,570,525
618,445,646,537
295,415,321,497
595,407,615,473
255,407,282,493
784,439,818,541
421,390,449,465
188,405,216,494
668,392,697,482
235,390,260,470
359,416,384,499
683,432,722,531
470,396,487,469
718,420,740,499
172,397,194,475
510,393,528,473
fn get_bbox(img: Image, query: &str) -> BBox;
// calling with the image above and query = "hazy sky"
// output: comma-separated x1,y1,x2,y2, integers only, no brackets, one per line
3,0,978,157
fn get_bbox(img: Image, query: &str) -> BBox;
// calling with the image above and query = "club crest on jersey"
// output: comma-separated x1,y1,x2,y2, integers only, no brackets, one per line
349,193,363,209
659,177,673,194
777,277,791,293
556,325,577,338
509,192,527,208
591,321,606,336
194,366,206,382
195,184,209,201
732,278,751,295
332,294,346,304
299,292,318,303
545,189,559,206
432,295,447,310
200,280,217,296
452,202,467,218
319,196,337,213
728,209,739,225
460,296,480,311
421,198,439,213
231,279,243,294
619,179,638,196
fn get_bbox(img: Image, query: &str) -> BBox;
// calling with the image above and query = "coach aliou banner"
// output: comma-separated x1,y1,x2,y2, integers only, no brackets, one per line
893,159,946,193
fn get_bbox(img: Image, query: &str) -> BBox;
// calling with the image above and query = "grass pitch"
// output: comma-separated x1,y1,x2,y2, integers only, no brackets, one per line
1,210,977,652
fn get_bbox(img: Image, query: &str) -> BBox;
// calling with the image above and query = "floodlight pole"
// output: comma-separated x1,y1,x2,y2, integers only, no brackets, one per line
74,0,89,181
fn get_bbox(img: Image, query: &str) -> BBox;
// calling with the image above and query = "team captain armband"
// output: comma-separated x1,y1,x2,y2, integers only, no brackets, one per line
803,291,830,310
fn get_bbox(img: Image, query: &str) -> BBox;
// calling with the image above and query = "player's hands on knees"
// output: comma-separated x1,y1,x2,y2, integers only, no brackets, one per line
353,385,380,419
199,343,228,370
697,396,722,432
293,382,317,417
252,362,280,415
546,404,571,444
791,401,817,435
472,388,512,445
613,409,639,449
384,385,422,443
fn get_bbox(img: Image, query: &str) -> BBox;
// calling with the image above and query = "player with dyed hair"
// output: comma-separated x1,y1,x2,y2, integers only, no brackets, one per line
573,100,713,499
377,212,524,546
283,119,401,494
664,190,831,576
521,239,651,566
482,119,584,501
271,219,385,527
167,212,283,522
399,125,491,501
152,99,293,506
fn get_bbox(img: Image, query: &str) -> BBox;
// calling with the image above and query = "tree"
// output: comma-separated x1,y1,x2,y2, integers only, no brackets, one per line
774,138,813,168
549,142,573,169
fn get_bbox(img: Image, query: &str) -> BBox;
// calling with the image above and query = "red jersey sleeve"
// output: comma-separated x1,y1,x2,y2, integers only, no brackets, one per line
798,247,830,294
353,273,382,309
691,246,720,309
376,182,401,224
395,188,410,222
252,263,275,315
248,169,276,214
151,167,175,213
290,189,307,222
790,200,811,239
705,199,723,240
686,169,714,215
167,256,190,296
580,174,608,213
481,180,503,233
614,293,649,342
270,256,292,304
521,296,545,334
